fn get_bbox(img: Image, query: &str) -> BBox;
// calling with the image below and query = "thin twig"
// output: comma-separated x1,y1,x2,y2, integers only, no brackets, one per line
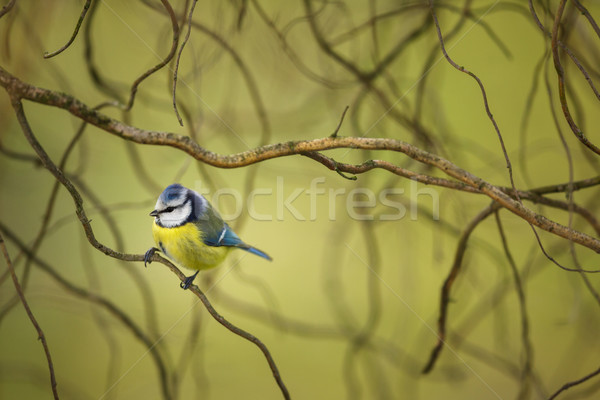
415,1,471,123
144,249,292,399
345,223,390,399
302,0,437,148
83,0,124,102
43,0,92,58
0,231,59,400
430,2,507,162
422,202,499,374
429,0,516,195
530,176,600,195
0,0,17,19
542,52,600,307
330,105,349,138
172,0,197,126
302,151,477,191
518,53,545,188
571,0,600,45
0,118,91,331
494,211,534,399
124,0,180,110
549,0,600,154
527,0,600,103
142,0,274,165
251,0,342,89
187,283,291,400
548,364,600,400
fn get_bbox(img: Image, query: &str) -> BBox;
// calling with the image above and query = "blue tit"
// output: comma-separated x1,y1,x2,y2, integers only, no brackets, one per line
144,183,271,289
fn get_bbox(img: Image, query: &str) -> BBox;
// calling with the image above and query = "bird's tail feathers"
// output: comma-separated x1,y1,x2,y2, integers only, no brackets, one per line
241,245,272,261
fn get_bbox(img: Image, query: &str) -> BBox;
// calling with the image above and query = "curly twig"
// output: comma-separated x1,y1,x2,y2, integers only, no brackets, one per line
429,0,515,191
494,211,534,398
0,231,59,400
142,250,290,399
344,224,389,399
551,0,599,152
548,364,600,400
302,0,437,148
531,0,600,155
0,116,93,329
422,202,499,374
83,0,124,102
43,0,92,58
188,283,290,399
123,0,180,110
0,223,172,400
172,0,197,126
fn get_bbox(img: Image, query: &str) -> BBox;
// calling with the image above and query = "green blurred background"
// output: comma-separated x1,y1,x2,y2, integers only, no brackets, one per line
1,1,600,399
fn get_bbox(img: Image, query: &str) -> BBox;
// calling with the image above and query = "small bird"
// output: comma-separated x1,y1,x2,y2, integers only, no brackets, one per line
144,183,272,289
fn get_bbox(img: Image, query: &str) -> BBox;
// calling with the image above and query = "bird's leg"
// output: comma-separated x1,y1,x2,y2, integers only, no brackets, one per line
144,247,159,267
180,270,200,290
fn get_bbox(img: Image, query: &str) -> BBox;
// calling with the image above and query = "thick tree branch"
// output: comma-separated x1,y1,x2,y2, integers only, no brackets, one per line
1,65,599,255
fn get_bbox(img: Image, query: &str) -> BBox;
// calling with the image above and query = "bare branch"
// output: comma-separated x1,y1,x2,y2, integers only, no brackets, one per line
43,0,92,58
0,231,59,400
172,0,198,126
422,202,499,374
494,211,534,399
0,0,16,19
124,0,181,111
548,364,600,400
529,0,600,154
330,105,349,138
186,282,290,400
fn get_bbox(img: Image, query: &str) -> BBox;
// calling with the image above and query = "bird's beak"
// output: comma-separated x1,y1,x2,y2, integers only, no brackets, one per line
149,210,159,217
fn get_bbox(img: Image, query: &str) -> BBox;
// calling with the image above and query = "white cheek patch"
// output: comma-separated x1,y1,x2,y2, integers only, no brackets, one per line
159,201,192,227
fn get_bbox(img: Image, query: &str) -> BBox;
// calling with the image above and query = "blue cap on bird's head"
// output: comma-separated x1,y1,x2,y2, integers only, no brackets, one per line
150,183,190,219
160,183,187,203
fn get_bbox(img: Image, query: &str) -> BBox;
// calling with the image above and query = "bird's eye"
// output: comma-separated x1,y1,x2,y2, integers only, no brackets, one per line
164,206,176,213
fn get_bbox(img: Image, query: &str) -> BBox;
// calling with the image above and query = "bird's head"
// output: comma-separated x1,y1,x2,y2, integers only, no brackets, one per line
150,184,193,228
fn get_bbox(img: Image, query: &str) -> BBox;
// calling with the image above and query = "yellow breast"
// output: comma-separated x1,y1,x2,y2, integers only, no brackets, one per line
152,221,230,271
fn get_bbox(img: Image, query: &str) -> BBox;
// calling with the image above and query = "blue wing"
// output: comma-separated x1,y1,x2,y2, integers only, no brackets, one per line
203,223,272,261
191,192,271,261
